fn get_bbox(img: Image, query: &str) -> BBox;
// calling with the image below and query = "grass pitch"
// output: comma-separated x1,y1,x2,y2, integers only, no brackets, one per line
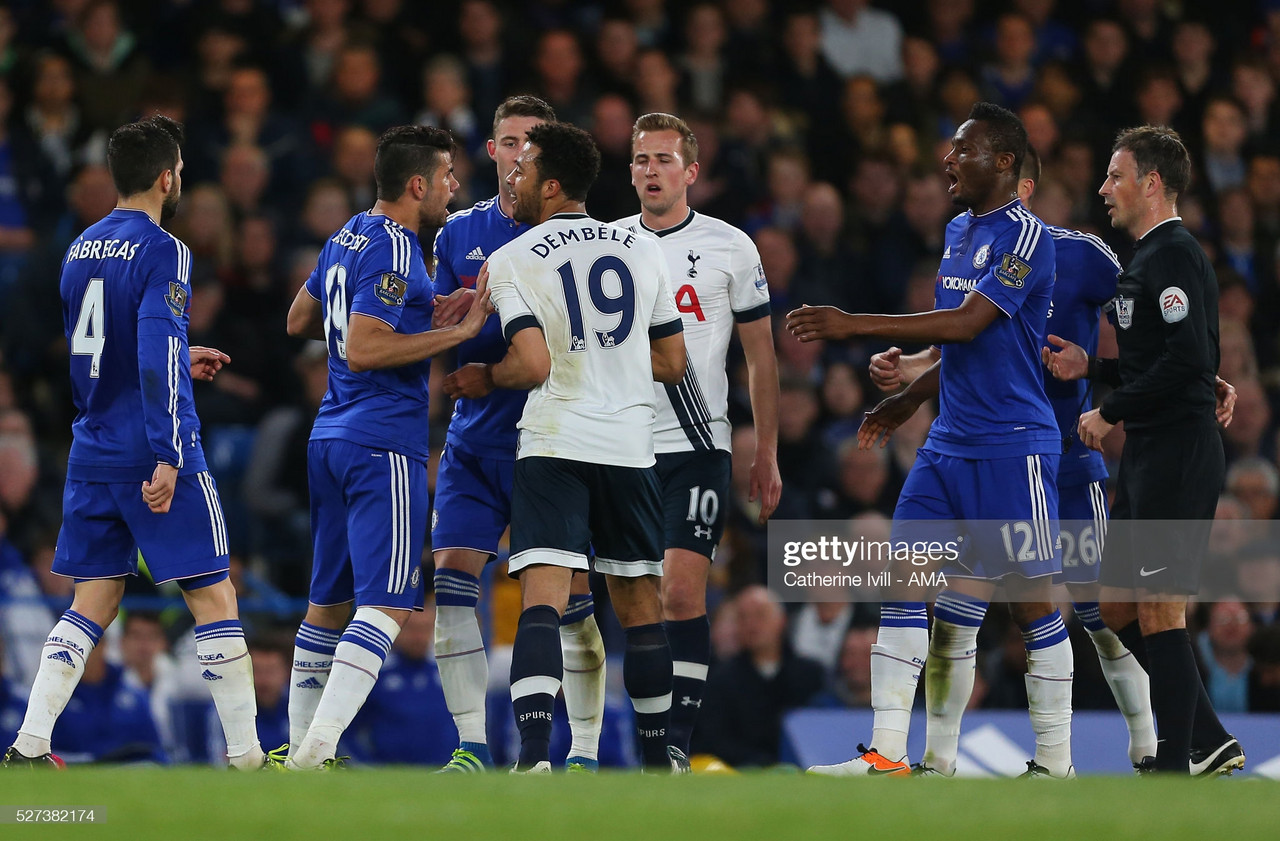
2,768,1278,841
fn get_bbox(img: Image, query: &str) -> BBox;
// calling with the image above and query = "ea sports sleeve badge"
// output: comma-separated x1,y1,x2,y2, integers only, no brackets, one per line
375,272,407,307
995,253,1032,289
1159,286,1189,323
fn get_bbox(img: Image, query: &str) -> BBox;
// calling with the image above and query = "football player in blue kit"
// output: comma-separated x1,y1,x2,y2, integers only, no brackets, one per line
5,116,272,770
790,103,1075,778
858,147,1159,770
283,126,491,769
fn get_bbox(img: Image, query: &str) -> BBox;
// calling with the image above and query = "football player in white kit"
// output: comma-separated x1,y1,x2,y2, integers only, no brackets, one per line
616,113,783,757
443,122,689,773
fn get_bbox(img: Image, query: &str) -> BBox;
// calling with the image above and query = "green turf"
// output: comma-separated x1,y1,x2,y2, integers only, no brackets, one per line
1,768,1278,841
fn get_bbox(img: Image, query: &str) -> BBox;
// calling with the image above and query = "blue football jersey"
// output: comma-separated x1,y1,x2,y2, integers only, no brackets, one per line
61,208,207,482
305,211,434,461
432,196,530,460
927,200,1059,459
1045,227,1121,486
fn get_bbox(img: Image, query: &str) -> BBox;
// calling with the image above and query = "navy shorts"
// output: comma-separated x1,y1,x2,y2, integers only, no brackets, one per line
1057,479,1108,585
308,439,427,610
53,471,230,584
656,449,730,560
891,448,1061,580
431,443,514,560
508,456,663,579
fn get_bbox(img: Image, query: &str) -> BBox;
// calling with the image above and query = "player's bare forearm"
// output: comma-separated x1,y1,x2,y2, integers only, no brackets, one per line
900,348,941,385
738,317,779,452
491,327,550,389
903,359,941,401
788,294,998,344
346,315,481,372
347,280,491,372
286,287,325,340
651,333,687,384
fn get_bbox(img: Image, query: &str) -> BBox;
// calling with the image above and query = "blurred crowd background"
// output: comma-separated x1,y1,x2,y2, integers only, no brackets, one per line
2,0,1280,766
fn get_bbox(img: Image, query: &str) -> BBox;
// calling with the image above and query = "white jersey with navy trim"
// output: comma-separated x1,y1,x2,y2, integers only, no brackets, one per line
487,212,683,468
616,210,771,453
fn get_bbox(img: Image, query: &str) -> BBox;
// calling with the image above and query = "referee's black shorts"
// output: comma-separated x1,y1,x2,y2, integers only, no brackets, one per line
1100,421,1225,594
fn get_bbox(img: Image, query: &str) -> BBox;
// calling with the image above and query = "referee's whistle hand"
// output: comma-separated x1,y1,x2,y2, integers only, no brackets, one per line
1042,334,1087,380
1077,408,1114,452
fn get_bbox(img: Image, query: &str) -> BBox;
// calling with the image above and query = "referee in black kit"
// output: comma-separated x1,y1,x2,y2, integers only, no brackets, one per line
1044,125,1243,775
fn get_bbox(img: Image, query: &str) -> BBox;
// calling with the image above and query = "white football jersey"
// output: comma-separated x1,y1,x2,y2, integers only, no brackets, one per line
487,212,683,468
616,210,771,453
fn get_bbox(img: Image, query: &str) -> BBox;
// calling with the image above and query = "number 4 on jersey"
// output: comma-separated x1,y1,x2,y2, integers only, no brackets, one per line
675,284,705,322
71,277,106,378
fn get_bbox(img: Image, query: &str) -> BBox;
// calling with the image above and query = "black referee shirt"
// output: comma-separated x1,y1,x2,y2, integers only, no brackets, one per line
1094,219,1219,431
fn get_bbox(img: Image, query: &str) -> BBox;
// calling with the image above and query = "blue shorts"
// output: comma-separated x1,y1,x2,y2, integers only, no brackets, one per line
53,471,230,584
1057,479,1108,585
308,439,427,611
891,449,1061,580
431,443,514,559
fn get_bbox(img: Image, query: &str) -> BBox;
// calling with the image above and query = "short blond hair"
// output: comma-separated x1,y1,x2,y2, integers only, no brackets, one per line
631,112,699,165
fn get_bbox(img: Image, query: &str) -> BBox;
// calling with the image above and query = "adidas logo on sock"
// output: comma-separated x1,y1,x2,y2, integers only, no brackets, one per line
46,650,75,665
201,669,223,681
295,677,323,689
466,246,486,261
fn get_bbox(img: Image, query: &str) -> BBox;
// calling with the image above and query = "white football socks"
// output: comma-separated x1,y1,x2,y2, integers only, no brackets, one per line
13,610,103,758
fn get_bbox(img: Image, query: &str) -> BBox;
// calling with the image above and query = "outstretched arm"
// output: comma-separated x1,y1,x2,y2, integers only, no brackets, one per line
786,292,1002,345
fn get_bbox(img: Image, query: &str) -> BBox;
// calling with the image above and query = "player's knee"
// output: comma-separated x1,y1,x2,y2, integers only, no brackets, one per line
661,583,704,621
305,602,352,630
1009,601,1052,628
1100,600,1136,632
433,548,488,577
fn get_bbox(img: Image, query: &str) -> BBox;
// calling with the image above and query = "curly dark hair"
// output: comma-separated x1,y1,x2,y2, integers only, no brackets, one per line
967,101,1027,178
106,115,183,197
525,122,601,202
375,125,455,201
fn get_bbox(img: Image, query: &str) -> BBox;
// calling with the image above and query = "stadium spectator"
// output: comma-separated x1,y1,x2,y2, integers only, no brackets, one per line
1172,19,1222,129
1200,95,1251,195
593,17,640,100
981,13,1039,111
789,601,856,679
819,0,903,83
414,56,481,162
775,10,843,140
633,48,680,121
52,646,167,764
63,0,151,134
677,4,729,115
752,226,797,310
694,586,824,767
1198,600,1256,713
327,126,377,212
1232,56,1280,149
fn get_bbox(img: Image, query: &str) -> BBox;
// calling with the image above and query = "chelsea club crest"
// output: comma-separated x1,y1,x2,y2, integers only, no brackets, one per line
972,243,991,269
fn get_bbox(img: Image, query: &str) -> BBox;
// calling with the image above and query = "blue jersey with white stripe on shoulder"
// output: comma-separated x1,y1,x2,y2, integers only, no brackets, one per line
927,199,1060,459
1045,226,1121,487
305,211,434,462
61,208,207,482
432,196,531,461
